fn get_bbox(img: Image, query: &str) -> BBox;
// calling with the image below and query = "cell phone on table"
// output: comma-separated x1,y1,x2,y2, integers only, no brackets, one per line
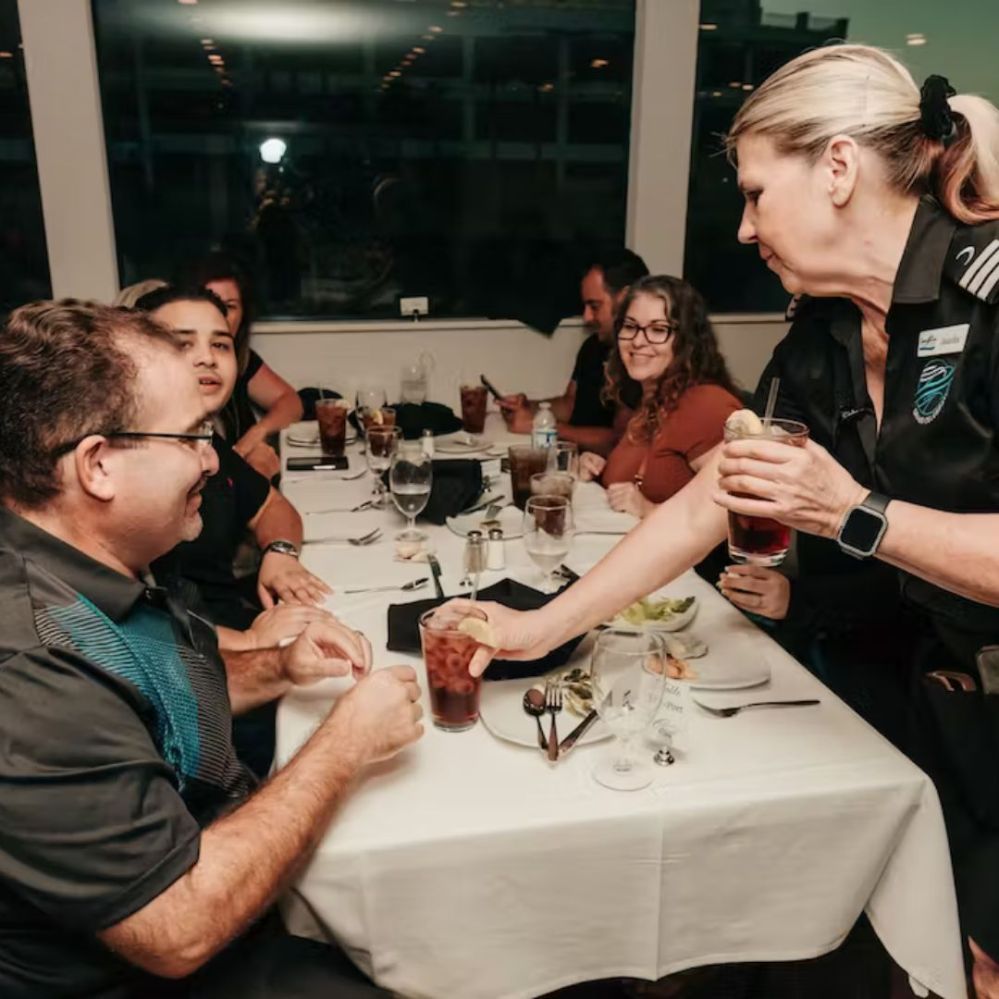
287,455,349,472
480,374,503,400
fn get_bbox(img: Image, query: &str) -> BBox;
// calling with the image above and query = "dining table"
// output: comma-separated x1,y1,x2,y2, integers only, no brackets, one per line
274,414,967,999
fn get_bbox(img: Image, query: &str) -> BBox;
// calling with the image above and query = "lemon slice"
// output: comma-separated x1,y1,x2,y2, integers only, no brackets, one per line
725,408,764,436
457,617,498,647
370,408,385,426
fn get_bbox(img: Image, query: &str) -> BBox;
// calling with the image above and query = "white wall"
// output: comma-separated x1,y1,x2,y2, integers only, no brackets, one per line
250,317,788,410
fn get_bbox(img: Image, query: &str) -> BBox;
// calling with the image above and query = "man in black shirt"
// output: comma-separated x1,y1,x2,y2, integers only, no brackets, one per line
499,248,649,455
0,301,423,997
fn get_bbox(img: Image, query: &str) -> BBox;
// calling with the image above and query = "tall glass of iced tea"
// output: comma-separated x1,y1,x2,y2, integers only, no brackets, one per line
723,417,809,566
418,606,489,731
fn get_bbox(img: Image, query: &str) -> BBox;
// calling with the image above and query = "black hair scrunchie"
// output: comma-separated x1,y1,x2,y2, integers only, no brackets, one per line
919,74,957,146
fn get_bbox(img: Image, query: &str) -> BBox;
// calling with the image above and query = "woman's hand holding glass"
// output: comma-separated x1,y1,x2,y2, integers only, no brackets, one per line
715,436,867,540
718,564,790,620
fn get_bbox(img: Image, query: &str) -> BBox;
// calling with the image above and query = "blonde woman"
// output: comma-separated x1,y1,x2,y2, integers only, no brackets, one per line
455,45,999,993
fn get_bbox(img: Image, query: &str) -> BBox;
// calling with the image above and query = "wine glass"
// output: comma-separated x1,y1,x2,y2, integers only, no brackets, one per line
590,629,667,791
522,495,573,593
390,442,433,541
366,425,401,507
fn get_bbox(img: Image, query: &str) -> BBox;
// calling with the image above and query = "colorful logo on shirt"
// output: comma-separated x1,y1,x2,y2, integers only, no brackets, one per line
913,358,955,425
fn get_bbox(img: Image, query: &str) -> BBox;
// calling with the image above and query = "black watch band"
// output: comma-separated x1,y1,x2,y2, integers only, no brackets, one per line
837,491,890,559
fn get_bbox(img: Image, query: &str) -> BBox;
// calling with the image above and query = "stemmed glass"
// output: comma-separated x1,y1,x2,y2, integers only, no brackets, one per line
553,441,579,481
590,629,667,791
390,442,433,541
366,425,401,507
522,495,574,593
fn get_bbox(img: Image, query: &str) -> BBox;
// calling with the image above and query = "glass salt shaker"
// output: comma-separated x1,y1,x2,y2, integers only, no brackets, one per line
487,527,505,571
463,529,487,597
421,428,435,458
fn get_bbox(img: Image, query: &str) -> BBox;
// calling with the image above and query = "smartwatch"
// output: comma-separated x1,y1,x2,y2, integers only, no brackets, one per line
263,540,300,559
837,491,890,559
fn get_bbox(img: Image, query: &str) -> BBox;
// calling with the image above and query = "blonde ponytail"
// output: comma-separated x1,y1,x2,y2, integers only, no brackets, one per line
727,44,999,224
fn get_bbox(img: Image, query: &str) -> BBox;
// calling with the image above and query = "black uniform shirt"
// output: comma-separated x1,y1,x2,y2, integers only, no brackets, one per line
569,333,616,428
761,197,999,648
0,508,253,998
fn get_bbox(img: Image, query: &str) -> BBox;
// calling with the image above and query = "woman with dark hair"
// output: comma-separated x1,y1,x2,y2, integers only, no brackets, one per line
182,253,303,477
579,274,742,518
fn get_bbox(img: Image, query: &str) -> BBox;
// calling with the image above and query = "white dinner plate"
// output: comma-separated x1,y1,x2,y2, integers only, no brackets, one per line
685,635,773,690
435,433,494,455
446,503,524,539
478,670,610,750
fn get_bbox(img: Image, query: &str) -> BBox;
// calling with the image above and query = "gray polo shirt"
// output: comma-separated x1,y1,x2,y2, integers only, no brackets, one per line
0,508,253,997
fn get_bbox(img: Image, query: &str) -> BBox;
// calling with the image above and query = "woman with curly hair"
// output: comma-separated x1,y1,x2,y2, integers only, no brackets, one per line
579,274,742,519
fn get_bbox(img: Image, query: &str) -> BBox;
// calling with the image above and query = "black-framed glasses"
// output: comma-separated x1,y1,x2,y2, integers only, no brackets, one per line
53,420,215,457
617,319,677,344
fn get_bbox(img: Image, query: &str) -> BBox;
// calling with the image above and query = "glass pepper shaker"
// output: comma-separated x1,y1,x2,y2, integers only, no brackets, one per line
463,529,487,598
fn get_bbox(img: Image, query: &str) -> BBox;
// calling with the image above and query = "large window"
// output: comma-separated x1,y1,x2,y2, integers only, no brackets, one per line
685,0,999,314
93,0,635,327
0,1,50,314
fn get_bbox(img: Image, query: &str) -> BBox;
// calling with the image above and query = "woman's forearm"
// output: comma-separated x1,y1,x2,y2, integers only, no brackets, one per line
254,389,302,435
878,503,999,607
538,454,728,645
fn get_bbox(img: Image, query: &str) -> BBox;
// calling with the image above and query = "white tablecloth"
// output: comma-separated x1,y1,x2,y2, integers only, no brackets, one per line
275,420,966,999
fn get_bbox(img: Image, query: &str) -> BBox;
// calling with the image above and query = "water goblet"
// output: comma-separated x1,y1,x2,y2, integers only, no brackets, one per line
590,629,668,791
522,495,573,594
390,442,433,542
366,425,401,507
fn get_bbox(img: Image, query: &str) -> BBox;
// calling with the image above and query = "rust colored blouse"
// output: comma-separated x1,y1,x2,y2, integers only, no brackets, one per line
601,383,742,503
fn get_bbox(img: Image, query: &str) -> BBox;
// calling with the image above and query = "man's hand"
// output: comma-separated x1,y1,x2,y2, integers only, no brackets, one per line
247,603,335,649
578,451,606,482
330,665,424,764
498,393,533,434
257,552,332,608
278,618,373,684
717,564,791,620
714,438,866,539
606,481,652,519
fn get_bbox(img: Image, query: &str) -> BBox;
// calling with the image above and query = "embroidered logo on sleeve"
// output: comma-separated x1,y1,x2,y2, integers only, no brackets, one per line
913,358,956,425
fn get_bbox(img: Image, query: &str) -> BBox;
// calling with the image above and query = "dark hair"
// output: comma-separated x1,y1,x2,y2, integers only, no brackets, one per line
176,252,255,373
0,300,178,509
585,248,650,295
134,284,229,321
603,275,738,441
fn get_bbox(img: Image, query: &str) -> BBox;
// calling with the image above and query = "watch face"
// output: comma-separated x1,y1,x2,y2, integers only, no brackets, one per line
840,507,884,555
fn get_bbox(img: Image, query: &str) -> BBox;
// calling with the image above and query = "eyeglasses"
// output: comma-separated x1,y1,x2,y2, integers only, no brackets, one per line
617,319,677,344
53,420,215,456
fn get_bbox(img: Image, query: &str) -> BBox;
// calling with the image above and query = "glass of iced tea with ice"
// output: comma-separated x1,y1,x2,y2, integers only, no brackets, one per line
418,606,490,731
315,398,349,455
459,384,488,434
723,416,809,566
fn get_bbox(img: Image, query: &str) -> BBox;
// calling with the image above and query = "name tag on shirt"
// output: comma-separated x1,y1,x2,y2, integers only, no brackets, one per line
917,324,969,358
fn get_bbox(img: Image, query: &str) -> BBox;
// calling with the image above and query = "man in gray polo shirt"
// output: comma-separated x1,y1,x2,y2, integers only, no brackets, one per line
0,301,423,997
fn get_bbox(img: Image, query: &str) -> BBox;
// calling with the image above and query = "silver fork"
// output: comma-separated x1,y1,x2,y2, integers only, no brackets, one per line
693,698,820,718
545,680,563,762
309,528,382,547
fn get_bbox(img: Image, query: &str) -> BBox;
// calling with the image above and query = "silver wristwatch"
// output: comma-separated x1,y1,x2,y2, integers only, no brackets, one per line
263,540,300,559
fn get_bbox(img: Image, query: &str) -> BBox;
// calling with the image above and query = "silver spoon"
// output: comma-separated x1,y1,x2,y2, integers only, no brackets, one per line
522,689,548,753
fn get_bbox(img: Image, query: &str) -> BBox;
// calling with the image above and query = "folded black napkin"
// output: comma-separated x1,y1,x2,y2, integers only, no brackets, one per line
391,402,463,440
382,458,483,525
386,577,584,680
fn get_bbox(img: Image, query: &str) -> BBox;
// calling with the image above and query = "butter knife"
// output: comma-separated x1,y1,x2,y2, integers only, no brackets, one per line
558,709,598,755
426,553,445,599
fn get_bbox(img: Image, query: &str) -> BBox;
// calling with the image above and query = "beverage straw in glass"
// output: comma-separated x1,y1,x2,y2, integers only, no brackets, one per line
762,376,780,432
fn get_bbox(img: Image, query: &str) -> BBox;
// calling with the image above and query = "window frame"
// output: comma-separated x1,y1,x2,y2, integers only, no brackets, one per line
19,1,779,327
